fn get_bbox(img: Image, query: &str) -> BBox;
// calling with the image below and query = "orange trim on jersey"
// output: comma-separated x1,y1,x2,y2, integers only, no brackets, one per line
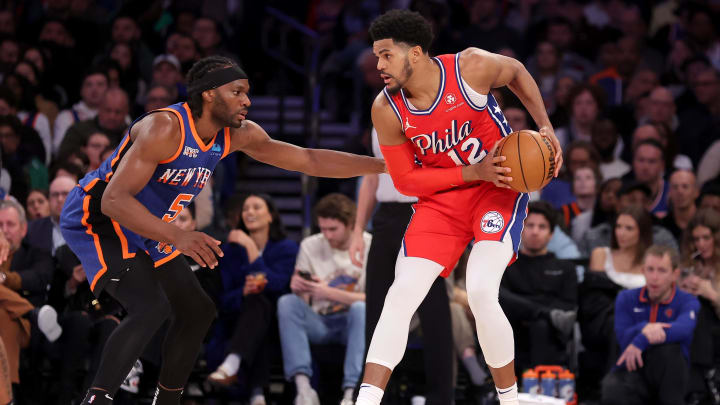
221,127,232,159
110,219,136,259
649,303,659,323
104,135,132,181
81,195,108,291
158,108,186,164
82,178,100,193
182,103,217,152
154,249,181,268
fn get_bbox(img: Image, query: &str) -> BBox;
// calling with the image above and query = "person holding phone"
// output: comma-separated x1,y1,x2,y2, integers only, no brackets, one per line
278,193,371,405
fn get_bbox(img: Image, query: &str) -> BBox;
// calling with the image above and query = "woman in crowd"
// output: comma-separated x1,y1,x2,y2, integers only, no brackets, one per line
571,177,622,245
207,193,298,405
579,205,652,397
26,189,50,220
560,165,601,231
680,209,720,401
589,205,652,288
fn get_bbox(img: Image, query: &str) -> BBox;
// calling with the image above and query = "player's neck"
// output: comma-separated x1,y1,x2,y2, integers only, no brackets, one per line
403,57,440,102
193,113,224,143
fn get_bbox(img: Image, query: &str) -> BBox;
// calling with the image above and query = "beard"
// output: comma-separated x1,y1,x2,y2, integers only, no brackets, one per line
385,57,413,94
211,95,243,128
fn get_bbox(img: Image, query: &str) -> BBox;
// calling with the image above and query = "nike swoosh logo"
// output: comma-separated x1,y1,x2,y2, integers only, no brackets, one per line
498,388,513,394
105,394,114,400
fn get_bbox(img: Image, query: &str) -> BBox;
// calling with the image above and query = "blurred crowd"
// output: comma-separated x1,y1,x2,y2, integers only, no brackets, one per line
0,0,719,404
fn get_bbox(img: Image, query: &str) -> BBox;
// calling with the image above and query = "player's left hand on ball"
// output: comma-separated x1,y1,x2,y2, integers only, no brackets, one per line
539,126,562,177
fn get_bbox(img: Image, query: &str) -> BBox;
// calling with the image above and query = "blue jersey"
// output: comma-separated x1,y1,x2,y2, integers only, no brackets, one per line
62,102,232,291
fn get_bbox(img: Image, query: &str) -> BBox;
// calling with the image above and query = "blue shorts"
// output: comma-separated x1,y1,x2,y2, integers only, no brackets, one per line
59,182,180,294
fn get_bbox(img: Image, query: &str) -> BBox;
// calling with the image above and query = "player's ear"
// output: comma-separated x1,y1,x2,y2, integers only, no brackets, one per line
202,89,215,104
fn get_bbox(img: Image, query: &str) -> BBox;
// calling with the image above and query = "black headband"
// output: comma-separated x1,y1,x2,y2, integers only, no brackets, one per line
188,66,248,94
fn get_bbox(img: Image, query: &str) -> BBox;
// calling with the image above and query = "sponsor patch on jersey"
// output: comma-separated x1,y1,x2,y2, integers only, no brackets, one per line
211,143,222,153
480,211,504,233
445,93,456,105
156,242,173,254
183,146,199,158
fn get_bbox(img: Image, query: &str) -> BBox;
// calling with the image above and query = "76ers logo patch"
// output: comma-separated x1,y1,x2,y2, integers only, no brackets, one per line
445,93,456,104
481,211,504,233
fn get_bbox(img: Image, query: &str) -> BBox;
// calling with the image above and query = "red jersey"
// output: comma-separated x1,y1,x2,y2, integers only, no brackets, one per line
380,53,528,276
383,53,513,171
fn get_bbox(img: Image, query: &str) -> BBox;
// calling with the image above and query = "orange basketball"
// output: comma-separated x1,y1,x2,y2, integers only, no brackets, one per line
494,130,556,193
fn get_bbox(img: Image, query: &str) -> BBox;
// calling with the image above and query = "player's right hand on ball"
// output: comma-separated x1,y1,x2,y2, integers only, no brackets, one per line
173,231,223,269
465,142,512,189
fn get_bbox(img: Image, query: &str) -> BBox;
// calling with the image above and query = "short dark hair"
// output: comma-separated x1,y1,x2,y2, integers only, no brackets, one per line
186,55,239,118
369,9,434,53
0,86,17,108
83,66,109,84
527,201,557,230
236,193,287,242
633,138,666,162
313,193,356,227
566,82,607,114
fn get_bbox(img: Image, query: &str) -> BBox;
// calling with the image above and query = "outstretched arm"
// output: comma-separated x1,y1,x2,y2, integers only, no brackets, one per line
233,120,385,177
460,48,562,176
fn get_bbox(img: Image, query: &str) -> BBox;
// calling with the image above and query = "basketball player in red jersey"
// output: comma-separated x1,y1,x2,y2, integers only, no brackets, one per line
355,10,563,405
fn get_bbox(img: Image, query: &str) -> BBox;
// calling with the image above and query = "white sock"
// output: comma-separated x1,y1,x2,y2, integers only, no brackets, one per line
249,393,266,405
295,374,311,394
496,382,519,404
343,387,354,400
219,353,240,376
356,383,384,405
37,305,62,342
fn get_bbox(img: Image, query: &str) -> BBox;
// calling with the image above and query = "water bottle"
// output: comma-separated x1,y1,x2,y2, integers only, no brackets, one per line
557,369,576,402
540,370,557,397
522,369,540,394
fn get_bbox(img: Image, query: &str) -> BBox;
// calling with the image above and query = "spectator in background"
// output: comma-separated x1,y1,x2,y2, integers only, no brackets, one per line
500,201,578,373
503,105,530,131
459,0,522,54
554,83,606,150
57,87,129,158
144,85,174,113
207,194,298,405
192,17,239,62
25,176,74,256
13,61,53,164
548,74,578,128
107,42,146,107
680,209,720,403
526,41,562,106
0,114,46,203
541,140,599,209
643,86,678,131
572,178,622,245
589,205,652,290
53,68,108,155
677,68,720,163
151,54,184,102
166,32,200,74
601,245,698,405
661,170,698,241
591,118,630,180
628,124,692,172
278,193,368,405
0,268,34,399
110,14,154,82
81,132,110,173
25,189,49,221
628,139,669,217
560,165,600,230
0,86,51,166
699,183,720,214
0,199,53,307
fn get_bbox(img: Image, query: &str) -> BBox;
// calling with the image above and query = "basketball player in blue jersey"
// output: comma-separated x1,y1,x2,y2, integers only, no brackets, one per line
59,56,385,405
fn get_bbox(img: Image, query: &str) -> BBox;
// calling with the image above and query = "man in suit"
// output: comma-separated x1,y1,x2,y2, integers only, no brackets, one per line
26,176,75,256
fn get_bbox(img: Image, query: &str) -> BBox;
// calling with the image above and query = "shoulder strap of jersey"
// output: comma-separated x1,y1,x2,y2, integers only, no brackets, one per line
382,87,404,129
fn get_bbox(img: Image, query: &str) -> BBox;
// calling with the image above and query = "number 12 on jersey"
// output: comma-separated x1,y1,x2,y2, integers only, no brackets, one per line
162,193,194,222
448,137,487,166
